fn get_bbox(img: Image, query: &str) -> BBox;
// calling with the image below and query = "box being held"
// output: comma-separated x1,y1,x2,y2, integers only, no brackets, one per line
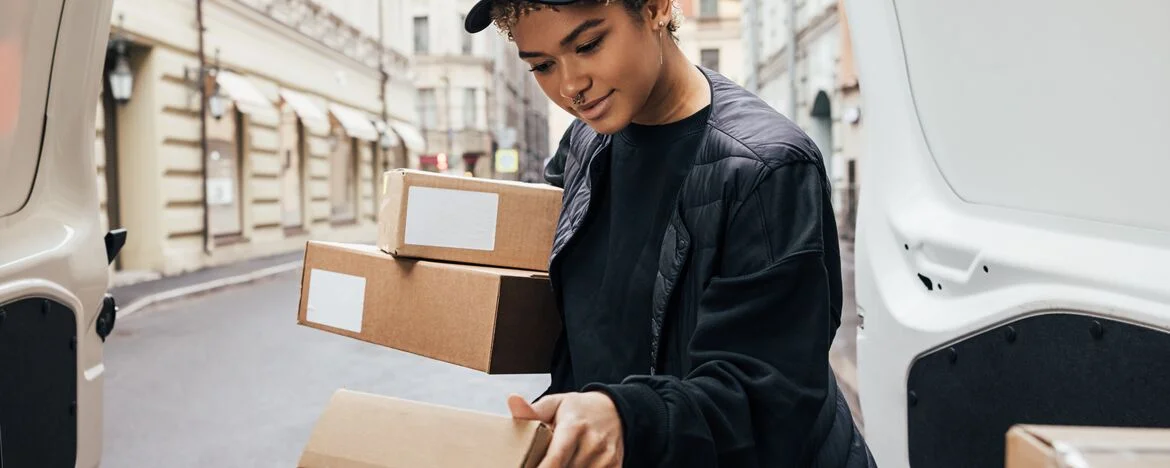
378,169,563,272
1006,424,1170,468
298,389,552,468
297,241,561,374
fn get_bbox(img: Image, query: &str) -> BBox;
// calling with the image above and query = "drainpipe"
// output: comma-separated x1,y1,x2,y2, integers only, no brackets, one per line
745,0,760,92
377,0,394,168
378,1,388,129
197,0,212,254
788,0,798,118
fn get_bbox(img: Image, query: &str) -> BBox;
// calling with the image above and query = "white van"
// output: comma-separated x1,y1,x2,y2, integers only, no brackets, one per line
1,0,120,466
845,0,1170,466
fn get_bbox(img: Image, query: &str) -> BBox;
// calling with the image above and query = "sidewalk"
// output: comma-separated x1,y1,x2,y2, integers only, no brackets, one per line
110,249,306,319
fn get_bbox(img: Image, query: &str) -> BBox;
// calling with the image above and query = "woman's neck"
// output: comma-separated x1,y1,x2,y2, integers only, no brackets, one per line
631,41,712,126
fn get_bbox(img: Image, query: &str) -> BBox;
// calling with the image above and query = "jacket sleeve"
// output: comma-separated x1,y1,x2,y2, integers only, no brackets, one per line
583,160,837,467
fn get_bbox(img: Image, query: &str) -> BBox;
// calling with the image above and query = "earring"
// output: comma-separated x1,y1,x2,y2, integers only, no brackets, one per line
658,23,665,66
571,93,585,106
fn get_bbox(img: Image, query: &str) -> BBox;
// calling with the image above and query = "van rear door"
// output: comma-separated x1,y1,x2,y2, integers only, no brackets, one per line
0,0,117,467
846,0,1170,466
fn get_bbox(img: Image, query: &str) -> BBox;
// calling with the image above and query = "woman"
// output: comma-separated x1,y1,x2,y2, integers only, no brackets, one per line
464,1,876,466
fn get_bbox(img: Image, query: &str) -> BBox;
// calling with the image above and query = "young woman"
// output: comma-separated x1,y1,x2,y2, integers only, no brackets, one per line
464,1,876,466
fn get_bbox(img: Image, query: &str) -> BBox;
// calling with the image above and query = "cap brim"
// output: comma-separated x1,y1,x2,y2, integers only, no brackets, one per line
464,0,583,34
464,0,494,34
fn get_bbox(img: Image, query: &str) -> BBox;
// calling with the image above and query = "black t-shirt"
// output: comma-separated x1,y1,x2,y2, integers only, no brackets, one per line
558,105,712,388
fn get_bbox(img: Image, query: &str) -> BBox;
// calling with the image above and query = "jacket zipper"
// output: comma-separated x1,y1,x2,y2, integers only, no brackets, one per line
548,138,611,314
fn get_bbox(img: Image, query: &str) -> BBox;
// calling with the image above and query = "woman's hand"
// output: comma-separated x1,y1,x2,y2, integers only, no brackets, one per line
507,392,624,468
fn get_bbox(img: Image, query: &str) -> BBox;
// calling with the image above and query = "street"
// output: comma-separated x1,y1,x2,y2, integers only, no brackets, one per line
102,244,861,466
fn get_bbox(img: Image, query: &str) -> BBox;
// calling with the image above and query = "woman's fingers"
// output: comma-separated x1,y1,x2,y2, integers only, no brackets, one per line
507,394,542,421
538,420,582,468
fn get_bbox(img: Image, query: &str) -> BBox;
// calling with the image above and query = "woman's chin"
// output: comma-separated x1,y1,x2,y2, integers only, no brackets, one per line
581,115,628,136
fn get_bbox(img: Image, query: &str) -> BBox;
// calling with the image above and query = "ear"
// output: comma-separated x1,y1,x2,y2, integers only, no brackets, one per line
644,0,673,29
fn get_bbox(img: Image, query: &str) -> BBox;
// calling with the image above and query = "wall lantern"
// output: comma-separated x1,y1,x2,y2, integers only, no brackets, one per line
184,48,227,120
107,15,134,104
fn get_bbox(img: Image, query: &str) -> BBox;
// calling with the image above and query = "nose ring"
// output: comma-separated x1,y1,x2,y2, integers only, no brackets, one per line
571,93,585,106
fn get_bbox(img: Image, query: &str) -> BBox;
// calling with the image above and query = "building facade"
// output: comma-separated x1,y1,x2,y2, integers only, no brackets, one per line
678,0,745,85
743,0,862,237
408,0,549,181
97,0,424,279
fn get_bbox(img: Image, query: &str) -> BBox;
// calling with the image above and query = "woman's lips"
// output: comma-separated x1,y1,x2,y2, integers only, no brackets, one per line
576,90,614,121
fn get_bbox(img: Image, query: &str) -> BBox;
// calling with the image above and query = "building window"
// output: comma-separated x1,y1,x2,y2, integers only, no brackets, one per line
700,0,718,17
701,48,720,72
418,88,438,129
463,88,477,129
413,16,429,54
206,110,245,239
329,127,358,223
461,15,473,54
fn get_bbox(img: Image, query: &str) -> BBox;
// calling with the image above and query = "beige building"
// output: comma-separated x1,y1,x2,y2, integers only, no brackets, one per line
743,0,863,237
678,0,745,85
408,0,549,181
97,0,424,278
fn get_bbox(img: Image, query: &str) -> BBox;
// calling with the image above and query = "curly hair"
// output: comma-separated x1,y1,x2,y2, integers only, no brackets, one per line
490,0,682,41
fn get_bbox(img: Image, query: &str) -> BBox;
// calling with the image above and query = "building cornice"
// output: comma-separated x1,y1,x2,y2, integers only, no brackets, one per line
227,0,412,80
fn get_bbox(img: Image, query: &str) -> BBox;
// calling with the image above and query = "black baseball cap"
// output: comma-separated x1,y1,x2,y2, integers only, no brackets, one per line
464,0,581,33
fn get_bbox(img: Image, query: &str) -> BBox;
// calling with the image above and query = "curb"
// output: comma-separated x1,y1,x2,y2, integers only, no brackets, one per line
116,261,302,320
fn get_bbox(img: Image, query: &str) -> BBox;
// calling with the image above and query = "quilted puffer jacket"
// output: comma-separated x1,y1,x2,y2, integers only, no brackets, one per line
540,67,877,467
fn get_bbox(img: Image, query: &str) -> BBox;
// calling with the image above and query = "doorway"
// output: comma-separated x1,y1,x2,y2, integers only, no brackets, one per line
810,90,834,187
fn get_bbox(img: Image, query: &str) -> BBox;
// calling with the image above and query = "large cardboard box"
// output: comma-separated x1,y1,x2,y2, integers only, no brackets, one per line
299,389,552,468
378,169,563,272
1006,424,1170,468
297,241,561,374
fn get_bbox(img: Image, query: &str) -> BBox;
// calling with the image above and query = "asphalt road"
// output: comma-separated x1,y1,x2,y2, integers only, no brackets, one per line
102,271,550,467
102,243,862,466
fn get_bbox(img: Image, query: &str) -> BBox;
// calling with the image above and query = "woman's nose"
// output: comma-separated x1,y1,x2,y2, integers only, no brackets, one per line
560,71,590,104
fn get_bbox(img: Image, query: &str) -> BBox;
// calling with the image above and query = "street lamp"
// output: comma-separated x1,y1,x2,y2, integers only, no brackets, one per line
185,48,227,120
208,85,227,120
107,15,133,104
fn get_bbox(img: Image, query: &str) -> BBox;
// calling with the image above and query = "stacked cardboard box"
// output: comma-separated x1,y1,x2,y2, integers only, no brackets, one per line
295,169,565,467
1006,425,1170,467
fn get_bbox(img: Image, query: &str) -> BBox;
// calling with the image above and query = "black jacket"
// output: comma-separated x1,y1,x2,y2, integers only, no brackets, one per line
541,68,876,467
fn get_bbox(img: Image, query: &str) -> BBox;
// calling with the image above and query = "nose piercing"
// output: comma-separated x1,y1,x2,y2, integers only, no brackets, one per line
571,93,585,106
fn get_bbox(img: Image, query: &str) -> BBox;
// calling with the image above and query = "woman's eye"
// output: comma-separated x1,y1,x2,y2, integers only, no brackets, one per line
577,37,603,54
530,62,553,74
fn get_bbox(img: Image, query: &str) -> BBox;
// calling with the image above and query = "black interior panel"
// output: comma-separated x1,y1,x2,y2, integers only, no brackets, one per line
0,297,78,468
907,313,1170,468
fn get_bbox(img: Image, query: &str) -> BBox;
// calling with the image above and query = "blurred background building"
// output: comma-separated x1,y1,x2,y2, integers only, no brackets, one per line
409,0,549,181
743,0,863,237
98,0,550,281
678,0,744,85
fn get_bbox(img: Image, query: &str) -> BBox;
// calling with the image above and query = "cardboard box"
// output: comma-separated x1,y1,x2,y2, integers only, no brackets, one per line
299,389,552,468
1006,424,1170,468
297,241,561,374
378,169,563,272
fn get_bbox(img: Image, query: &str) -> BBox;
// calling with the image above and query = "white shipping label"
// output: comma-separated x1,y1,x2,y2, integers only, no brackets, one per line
404,186,499,251
306,269,366,333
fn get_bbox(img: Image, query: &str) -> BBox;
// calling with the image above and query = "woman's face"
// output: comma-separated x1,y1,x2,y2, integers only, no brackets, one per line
511,2,662,135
